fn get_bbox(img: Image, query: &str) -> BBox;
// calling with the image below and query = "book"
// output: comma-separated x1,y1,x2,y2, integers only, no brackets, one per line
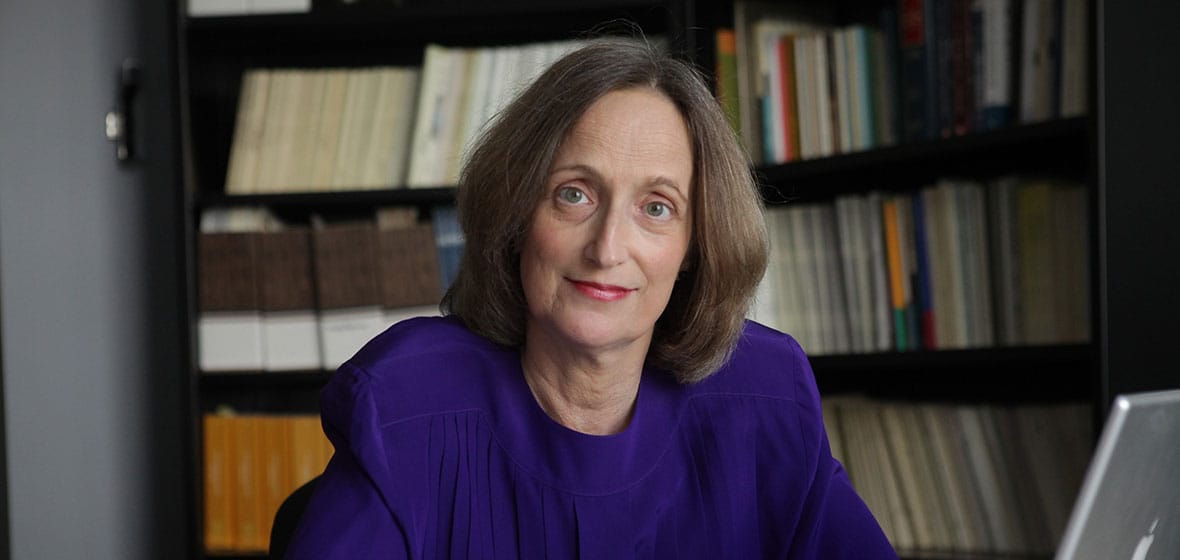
923,185,950,348
310,68,349,189
934,0,955,137
821,205,852,352
202,413,235,551
1019,0,1056,122
188,0,246,17
224,69,271,194
286,69,327,191
835,197,864,352
258,415,292,548
988,176,1020,345
898,0,940,141
257,228,321,372
361,68,420,189
715,29,742,136
258,69,301,193
919,405,982,551
289,415,332,490
230,415,264,551
949,0,976,136
312,222,385,370
1059,0,1089,116
793,35,820,159
197,232,264,371
755,18,821,162
911,192,936,349
456,48,496,177
848,26,877,151
431,206,464,295
751,207,783,329
777,35,802,161
896,193,921,348
815,34,837,156
967,183,995,346
866,192,894,351
838,402,910,549
978,0,1015,129
734,1,832,163
789,205,822,352
874,7,901,146
376,223,444,310
1016,181,1054,344
406,45,448,188
333,68,382,190
880,404,935,550
249,0,310,15
832,28,855,154
882,197,909,351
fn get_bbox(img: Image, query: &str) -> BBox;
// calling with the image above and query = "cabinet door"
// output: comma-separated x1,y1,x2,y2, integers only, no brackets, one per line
0,0,186,558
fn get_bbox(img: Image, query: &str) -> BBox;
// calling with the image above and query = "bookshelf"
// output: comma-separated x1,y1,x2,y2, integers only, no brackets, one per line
173,0,1126,558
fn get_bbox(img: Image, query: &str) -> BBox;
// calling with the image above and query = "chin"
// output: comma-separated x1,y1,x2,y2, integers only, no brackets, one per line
552,315,650,352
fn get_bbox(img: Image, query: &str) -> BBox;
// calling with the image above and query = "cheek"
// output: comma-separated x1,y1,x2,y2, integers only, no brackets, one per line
519,226,561,302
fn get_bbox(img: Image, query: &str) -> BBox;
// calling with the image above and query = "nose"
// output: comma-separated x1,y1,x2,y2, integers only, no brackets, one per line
583,203,627,268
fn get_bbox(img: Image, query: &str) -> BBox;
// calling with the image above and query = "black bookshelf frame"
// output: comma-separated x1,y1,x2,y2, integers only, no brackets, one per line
174,0,1125,558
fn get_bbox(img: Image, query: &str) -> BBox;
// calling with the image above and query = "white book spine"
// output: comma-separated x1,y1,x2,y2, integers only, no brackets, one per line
248,0,311,14
199,312,265,371
318,306,387,370
262,311,322,371
188,0,247,17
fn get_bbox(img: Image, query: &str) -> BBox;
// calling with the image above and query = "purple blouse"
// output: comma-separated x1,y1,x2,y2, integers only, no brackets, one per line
287,316,896,559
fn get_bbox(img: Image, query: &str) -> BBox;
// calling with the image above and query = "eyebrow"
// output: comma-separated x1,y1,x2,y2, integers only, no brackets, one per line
549,163,689,203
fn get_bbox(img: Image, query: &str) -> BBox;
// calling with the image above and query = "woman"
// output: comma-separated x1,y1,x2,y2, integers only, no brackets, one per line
287,38,896,558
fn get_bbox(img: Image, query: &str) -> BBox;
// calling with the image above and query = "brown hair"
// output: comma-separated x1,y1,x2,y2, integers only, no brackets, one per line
442,37,768,383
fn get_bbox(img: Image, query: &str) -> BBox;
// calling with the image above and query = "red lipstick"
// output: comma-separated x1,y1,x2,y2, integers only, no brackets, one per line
568,279,633,301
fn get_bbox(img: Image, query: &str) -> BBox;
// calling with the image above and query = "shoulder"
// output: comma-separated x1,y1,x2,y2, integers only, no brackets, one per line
321,315,515,429
677,320,829,469
687,320,816,405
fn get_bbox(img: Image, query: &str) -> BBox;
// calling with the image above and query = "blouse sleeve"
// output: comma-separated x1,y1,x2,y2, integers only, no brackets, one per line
284,363,412,559
783,337,899,559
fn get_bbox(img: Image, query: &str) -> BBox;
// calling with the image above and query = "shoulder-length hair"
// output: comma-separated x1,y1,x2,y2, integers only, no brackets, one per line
442,37,768,383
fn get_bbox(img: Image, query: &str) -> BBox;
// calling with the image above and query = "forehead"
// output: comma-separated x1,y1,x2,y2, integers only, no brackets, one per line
554,88,693,177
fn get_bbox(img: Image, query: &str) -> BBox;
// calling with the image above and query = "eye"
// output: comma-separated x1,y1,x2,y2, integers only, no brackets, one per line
643,201,671,218
556,186,588,205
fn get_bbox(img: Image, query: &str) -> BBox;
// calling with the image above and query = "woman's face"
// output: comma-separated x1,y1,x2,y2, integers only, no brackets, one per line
519,87,693,356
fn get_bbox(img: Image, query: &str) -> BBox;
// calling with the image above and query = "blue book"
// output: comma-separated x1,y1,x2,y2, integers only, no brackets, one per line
431,206,465,294
912,192,936,349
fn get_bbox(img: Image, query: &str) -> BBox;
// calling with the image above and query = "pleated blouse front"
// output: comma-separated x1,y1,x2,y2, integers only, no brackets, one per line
287,316,895,559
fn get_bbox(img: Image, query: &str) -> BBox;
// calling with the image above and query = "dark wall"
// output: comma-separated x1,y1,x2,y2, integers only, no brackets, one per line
1100,0,1180,405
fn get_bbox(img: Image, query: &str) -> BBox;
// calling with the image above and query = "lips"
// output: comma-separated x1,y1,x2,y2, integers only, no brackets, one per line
567,279,634,301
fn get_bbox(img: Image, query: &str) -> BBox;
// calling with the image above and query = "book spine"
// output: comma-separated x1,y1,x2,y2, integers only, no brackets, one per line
778,37,801,161
912,193,937,349
898,0,935,141
715,29,742,136
883,198,909,351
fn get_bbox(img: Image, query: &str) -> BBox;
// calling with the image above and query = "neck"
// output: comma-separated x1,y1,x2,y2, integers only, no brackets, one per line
520,327,648,435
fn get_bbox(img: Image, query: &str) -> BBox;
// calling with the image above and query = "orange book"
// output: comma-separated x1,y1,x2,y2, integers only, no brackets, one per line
715,29,741,135
289,415,329,489
203,414,235,552
259,415,292,547
779,36,801,161
231,415,265,551
882,198,909,350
